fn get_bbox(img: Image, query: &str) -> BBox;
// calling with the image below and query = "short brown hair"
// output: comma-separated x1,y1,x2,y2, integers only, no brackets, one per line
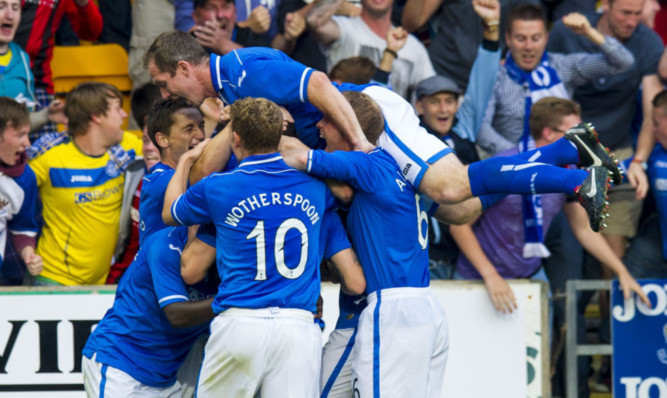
65,82,123,136
652,90,667,112
230,97,283,154
0,97,30,136
507,4,546,33
329,57,376,85
529,97,581,140
143,31,209,76
147,98,199,154
342,91,384,145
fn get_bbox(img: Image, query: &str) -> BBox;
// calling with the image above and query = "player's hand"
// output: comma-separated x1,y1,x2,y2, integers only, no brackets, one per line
243,6,271,34
626,161,649,199
472,0,500,24
278,106,294,133
484,273,517,314
47,99,67,125
183,138,211,163
284,12,306,41
193,21,232,53
314,295,324,319
219,103,232,125
21,247,43,276
199,98,223,123
353,139,375,153
618,269,651,308
336,1,361,17
386,27,408,53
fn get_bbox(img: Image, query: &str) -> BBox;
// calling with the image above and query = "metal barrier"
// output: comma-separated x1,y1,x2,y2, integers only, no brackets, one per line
566,280,612,398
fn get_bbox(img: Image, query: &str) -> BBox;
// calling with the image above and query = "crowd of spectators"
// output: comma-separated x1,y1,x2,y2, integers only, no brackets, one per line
1,0,667,396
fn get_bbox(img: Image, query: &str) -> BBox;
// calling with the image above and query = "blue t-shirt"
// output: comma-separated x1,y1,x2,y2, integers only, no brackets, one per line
139,162,174,246
307,148,434,293
171,152,335,313
82,227,217,388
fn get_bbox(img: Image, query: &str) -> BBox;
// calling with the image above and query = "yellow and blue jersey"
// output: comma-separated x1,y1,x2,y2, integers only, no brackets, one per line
29,132,142,285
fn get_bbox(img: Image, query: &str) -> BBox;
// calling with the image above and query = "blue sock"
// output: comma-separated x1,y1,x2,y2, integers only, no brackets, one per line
468,156,588,196
513,138,579,166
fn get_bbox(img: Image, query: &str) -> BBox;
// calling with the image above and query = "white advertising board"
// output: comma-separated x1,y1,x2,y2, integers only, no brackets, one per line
0,281,547,397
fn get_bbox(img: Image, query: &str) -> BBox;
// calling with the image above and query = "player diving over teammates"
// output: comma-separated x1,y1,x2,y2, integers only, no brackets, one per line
147,27,619,233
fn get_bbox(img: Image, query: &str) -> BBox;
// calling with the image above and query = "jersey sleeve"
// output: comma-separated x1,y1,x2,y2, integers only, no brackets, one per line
320,210,351,259
64,0,103,41
307,149,379,193
148,235,190,308
171,178,212,226
8,166,39,237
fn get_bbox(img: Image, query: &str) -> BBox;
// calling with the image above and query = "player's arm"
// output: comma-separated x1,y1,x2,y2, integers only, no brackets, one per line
307,72,372,152
328,248,366,295
163,139,210,225
163,298,216,329
449,221,518,314
281,148,356,204
306,0,343,45
627,74,662,200
181,232,217,285
321,210,366,294
564,202,650,306
151,231,217,329
190,121,232,184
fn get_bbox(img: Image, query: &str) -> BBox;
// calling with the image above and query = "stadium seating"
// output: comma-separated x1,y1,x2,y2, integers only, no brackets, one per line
51,43,133,130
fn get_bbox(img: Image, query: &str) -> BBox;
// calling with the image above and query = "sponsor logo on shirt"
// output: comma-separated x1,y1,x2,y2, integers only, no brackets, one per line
70,175,93,184
74,184,122,204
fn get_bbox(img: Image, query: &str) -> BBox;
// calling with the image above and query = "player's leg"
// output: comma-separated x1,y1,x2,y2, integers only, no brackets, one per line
196,314,265,398
351,288,443,398
512,123,622,184
176,334,207,398
82,354,182,397
321,328,357,398
426,294,449,398
261,313,321,398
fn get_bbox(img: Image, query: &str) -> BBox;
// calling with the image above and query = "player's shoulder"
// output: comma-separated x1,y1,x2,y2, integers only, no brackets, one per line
13,164,37,187
147,227,186,263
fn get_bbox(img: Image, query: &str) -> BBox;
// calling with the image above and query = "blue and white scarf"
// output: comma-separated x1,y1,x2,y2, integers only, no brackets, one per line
506,51,567,258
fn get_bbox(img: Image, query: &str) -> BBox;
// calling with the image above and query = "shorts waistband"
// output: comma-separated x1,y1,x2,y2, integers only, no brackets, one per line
221,307,314,322
367,287,431,304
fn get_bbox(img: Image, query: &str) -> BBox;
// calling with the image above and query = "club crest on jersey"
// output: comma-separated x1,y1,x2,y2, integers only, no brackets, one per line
104,159,120,178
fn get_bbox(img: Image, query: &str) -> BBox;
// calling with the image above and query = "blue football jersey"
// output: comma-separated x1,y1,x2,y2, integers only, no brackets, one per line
308,148,434,293
172,153,335,313
138,162,174,246
82,227,217,388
